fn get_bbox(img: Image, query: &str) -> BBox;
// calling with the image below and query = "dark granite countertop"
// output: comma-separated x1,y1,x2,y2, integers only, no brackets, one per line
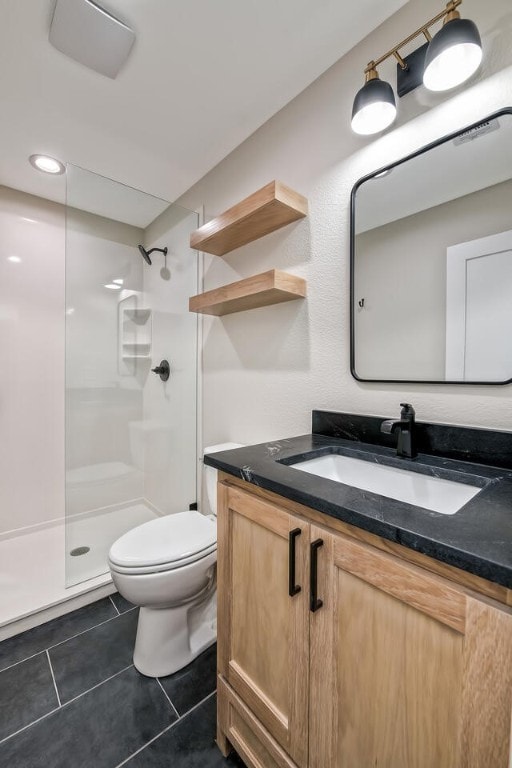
205,428,512,589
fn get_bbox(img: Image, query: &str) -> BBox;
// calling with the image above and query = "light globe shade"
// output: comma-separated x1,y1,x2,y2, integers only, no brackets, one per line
351,77,397,136
423,18,482,92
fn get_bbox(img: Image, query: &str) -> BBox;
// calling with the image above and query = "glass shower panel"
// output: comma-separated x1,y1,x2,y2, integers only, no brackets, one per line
65,165,198,587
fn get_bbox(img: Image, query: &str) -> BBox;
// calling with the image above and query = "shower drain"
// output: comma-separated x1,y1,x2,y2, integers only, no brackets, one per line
70,546,90,557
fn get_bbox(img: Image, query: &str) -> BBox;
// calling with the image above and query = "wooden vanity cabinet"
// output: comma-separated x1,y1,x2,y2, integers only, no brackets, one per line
216,482,310,767
311,526,512,768
216,477,512,768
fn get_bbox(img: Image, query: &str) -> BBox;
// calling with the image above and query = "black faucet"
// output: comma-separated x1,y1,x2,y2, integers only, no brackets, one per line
380,403,417,459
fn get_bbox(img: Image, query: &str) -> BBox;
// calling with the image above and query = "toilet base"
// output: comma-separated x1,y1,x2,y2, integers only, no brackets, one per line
133,594,217,678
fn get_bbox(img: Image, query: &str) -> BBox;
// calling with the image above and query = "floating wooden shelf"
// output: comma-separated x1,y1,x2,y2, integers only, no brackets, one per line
189,181,308,256
189,269,306,316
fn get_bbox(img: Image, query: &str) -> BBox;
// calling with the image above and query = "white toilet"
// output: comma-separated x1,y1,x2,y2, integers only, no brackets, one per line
108,442,242,678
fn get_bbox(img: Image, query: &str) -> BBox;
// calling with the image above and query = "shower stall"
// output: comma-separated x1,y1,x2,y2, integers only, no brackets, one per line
0,166,199,636
65,165,199,588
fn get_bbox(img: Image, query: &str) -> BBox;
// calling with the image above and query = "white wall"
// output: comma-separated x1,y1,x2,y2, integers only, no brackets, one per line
142,205,199,514
0,187,65,534
177,0,512,448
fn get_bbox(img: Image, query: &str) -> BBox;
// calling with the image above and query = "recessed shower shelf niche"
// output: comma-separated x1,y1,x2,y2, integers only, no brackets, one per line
122,342,151,360
123,308,151,323
118,302,152,372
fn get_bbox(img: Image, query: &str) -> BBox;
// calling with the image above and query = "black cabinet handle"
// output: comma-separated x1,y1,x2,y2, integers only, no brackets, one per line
310,539,324,612
288,528,302,597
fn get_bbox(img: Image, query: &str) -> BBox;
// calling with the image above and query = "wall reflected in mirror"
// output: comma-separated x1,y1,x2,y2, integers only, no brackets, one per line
351,108,512,383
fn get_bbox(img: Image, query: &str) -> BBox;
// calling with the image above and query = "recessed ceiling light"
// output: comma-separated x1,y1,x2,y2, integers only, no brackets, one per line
104,283,122,290
29,154,65,175
7,255,22,263
112,278,124,285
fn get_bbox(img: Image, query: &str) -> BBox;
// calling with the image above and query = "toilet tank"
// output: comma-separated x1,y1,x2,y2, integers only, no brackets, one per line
204,443,243,515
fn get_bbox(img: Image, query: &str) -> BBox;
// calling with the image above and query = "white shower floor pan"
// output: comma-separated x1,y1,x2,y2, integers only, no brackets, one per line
0,502,158,640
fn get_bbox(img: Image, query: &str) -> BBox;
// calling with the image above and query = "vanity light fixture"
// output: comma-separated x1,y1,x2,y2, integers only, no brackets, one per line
104,283,122,290
29,154,65,174
351,69,397,136
351,0,482,136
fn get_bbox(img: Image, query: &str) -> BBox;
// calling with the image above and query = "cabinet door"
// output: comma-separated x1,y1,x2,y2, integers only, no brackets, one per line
217,483,310,767
309,527,512,768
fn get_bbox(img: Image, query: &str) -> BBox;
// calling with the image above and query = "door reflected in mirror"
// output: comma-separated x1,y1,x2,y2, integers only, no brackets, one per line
351,108,512,384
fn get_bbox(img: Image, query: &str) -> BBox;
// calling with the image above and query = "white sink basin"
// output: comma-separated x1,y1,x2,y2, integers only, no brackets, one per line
289,454,481,514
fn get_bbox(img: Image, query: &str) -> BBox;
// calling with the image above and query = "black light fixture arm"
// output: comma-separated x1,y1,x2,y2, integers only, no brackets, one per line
363,0,462,75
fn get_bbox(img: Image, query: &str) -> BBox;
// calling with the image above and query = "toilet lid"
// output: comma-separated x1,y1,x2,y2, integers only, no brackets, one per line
108,511,217,571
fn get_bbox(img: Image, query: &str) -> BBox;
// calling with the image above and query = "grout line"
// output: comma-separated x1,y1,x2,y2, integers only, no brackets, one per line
0,605,137,675
178,688,216,720
46,607,137,652
0,650,47,676
113,690,217,768
63,664,134,708
109,595,121,616
46,609,137,653
46,650,61,707
0,704,61,747
0,664,134,747
112,723,176,768
156,678,180,719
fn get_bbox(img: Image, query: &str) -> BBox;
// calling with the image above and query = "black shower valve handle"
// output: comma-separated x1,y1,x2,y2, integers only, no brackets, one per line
151,360,170,381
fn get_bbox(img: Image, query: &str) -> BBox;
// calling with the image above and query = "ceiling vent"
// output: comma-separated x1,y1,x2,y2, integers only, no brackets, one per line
49,0,135,79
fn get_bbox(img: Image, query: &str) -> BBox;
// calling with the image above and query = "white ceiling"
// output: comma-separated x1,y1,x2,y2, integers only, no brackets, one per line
0,0,407,209
356,114,512,233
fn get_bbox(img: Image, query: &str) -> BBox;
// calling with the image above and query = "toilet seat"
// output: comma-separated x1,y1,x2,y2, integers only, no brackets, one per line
108,511,217,575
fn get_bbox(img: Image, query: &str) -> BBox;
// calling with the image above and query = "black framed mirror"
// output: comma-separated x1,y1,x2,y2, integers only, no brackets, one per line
350,107,512,384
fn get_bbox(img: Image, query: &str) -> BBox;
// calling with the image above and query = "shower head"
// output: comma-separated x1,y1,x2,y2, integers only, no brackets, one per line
138,245,152,265
137,245,168,265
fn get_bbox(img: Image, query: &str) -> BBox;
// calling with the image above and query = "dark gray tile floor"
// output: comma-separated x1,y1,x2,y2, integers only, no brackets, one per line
110,592,136,615
49,608,139,703
159,642,217,716
0,597,117,672
0,595,245,768
124,694,246,768
0,653,58,741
